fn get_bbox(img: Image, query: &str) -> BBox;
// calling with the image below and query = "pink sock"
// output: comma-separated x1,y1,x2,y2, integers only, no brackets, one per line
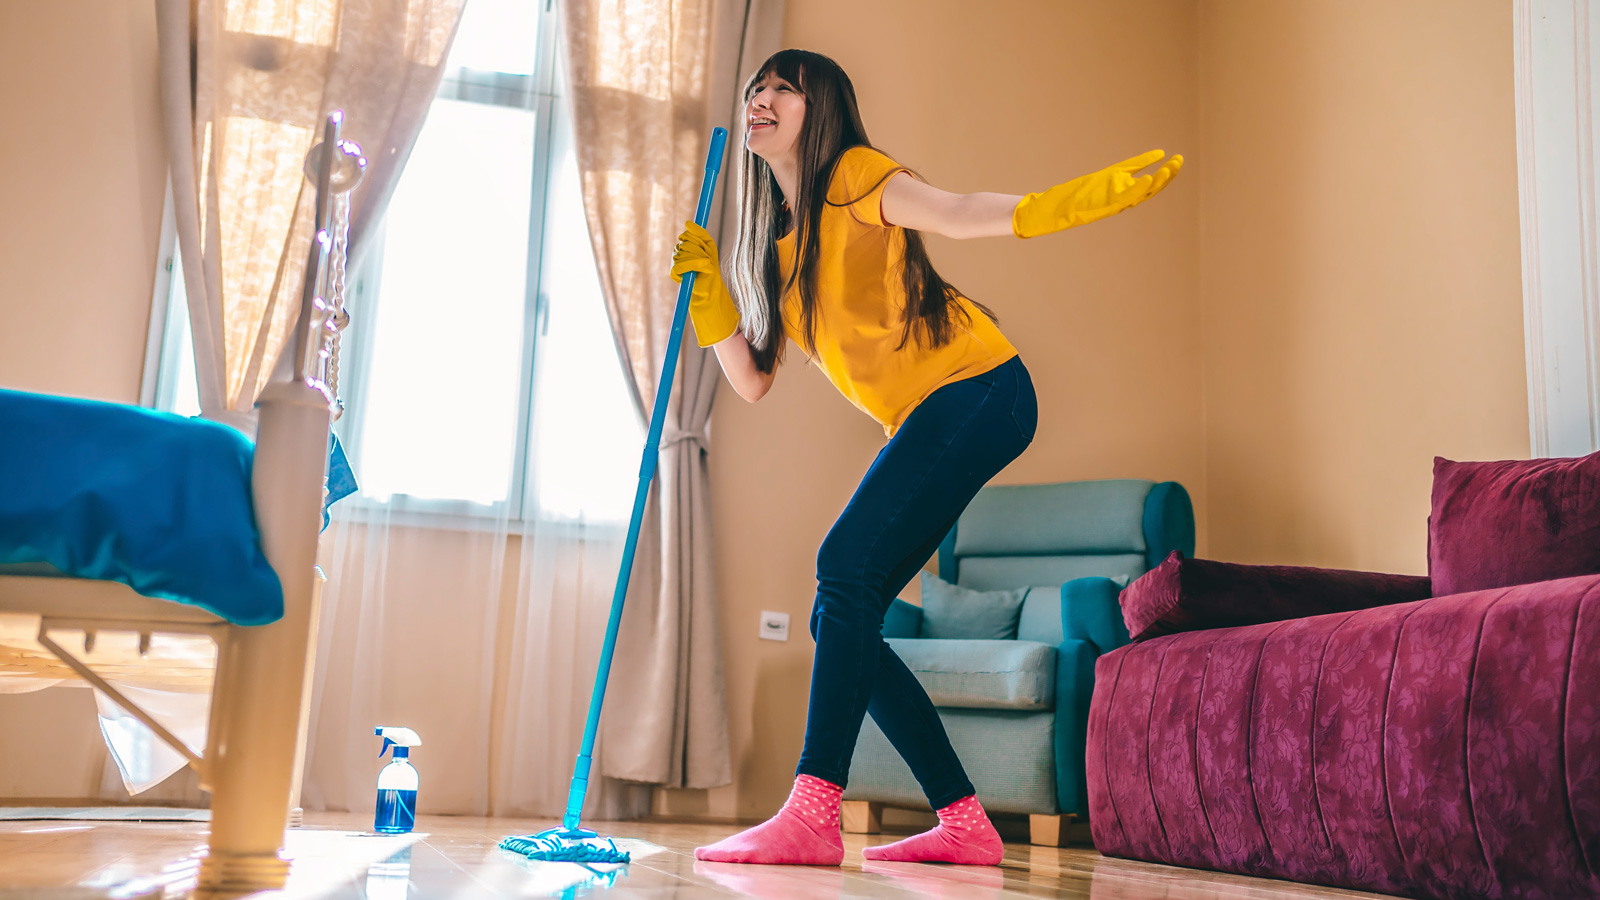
694,775,844,865
861,795,1003,865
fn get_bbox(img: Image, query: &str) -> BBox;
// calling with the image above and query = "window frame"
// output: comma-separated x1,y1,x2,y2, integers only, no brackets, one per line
140,180,195,413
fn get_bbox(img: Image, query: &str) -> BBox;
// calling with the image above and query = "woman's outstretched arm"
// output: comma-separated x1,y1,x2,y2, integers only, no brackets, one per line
710,330,777,403
881,149,1183,240
880,175,1021,240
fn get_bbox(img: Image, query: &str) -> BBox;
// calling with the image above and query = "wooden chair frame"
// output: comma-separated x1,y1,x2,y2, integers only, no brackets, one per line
0,114,351,893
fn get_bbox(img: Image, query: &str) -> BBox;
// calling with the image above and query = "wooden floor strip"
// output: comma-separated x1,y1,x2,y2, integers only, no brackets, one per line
0,810,1403,899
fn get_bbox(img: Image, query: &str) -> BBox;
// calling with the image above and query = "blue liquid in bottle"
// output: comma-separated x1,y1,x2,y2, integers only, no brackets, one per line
375,788,417,834
374,743,419,834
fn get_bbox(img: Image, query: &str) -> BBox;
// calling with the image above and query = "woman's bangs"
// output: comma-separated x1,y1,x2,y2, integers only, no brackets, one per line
746,51,809,100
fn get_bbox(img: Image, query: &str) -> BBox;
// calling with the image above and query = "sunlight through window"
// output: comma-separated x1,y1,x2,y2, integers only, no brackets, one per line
354,97,534,505
529,113,642,522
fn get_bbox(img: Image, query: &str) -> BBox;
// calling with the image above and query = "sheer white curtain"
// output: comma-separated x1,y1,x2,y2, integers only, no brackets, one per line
304,320,651,819
300,0,774,818
302,43,649,817
1515,0,1600,457
303,289,652,818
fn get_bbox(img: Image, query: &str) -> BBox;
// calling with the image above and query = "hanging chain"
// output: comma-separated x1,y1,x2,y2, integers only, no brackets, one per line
302,133,365,420
326,188,352,421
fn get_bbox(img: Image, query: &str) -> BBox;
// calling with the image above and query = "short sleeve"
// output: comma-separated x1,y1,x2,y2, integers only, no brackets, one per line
828,146,910,227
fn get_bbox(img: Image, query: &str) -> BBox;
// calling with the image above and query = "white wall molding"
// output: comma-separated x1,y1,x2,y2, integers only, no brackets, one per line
1516,0,1600,457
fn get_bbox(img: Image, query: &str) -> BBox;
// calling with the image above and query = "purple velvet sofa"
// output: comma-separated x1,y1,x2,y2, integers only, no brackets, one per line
1086,452,1600,899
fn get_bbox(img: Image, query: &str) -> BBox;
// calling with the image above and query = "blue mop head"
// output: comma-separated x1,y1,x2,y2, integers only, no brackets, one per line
499,826,631,864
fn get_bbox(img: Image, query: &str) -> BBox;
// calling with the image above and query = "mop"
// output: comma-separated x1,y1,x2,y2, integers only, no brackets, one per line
500,125,728,866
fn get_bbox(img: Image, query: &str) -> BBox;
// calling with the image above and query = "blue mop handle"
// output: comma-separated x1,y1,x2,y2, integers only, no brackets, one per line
562,126,728,833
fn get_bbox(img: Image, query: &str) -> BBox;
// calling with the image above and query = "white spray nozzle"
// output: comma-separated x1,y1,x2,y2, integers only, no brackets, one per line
376,726,421,758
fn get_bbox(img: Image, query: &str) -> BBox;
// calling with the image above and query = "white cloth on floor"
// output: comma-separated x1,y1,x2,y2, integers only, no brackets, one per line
94,683,210,794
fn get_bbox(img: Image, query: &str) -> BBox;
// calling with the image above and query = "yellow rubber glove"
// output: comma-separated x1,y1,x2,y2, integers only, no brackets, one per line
1012,149,1183,239
670,221,741,347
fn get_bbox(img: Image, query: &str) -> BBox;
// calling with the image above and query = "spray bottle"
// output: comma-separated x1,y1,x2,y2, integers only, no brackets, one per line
374,726,421,834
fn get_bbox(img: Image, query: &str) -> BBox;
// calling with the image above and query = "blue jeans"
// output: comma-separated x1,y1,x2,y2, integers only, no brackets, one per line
795,355,1037,809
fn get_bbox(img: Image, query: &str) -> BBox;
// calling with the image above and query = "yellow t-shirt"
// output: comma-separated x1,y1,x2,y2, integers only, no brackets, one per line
777,146,1017,437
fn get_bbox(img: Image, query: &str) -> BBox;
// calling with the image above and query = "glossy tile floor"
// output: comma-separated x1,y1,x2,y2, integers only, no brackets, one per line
0,811,1403,899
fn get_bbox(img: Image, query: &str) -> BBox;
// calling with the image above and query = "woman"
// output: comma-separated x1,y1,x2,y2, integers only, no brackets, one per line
672,49,1181,866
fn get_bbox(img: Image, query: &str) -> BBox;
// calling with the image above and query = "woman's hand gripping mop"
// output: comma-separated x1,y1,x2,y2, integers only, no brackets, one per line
499,126,729,866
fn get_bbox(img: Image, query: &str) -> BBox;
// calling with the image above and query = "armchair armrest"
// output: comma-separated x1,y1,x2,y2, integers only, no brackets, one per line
1142,481,1196,571
1053,637,1098,817
1060,577,1131,655
1052,578,1130,817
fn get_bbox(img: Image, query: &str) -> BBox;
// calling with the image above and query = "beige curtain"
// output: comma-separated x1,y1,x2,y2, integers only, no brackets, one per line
564,0,782,790
154,0,466,420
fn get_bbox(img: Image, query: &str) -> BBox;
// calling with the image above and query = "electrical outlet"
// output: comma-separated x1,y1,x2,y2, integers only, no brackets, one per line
759,610,790,642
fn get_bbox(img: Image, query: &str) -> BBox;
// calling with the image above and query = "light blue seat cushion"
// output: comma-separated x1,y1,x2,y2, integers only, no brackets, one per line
0,389,283,626
887,638,1055,710
917,571,1027,640
844,708,1057,815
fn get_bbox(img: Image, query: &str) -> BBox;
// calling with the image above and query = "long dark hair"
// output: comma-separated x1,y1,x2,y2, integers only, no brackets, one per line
726,49,996,374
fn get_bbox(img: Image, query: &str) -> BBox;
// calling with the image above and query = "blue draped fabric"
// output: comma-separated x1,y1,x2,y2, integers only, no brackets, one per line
0,388,283,625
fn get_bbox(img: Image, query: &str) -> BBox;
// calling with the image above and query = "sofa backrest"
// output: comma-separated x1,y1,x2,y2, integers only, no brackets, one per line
937,479,1194,645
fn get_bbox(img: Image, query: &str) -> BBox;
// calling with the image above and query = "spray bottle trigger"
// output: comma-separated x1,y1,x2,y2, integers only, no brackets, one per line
379,737,395,759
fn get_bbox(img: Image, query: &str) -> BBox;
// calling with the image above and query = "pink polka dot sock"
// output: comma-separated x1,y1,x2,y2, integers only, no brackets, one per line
693,775,844,865
861,794,1003,865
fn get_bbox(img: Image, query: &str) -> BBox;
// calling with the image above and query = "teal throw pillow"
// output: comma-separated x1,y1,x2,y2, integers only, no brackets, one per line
917,571,1029,640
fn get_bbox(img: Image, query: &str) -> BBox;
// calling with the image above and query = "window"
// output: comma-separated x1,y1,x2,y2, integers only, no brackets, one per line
146,0,642,525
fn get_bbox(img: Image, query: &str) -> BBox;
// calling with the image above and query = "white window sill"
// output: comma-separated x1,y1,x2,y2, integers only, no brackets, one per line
329,495,629,536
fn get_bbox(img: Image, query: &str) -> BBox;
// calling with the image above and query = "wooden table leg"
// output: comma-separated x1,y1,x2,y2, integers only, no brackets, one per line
842,801,884,834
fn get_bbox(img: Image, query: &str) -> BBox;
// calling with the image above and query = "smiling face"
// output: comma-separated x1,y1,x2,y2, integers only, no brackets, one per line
744,71,806,164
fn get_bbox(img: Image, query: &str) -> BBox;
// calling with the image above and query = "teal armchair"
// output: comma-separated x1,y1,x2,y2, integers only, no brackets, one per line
840,478,1194,845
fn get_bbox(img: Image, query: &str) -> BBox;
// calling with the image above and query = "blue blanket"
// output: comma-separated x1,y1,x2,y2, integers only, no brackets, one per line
0,389,283,625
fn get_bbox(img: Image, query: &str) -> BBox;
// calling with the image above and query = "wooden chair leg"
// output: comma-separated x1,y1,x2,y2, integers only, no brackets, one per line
1029,813,1074,847
199,613,313,890
284,570,326,830
197,386,327,892
842,801,884,834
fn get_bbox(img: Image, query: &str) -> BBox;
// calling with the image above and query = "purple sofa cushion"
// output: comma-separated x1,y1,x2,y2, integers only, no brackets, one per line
1430,451,1600,596
1119,550,1432,642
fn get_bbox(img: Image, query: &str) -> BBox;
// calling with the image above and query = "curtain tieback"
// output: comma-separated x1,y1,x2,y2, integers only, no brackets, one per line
659,426,708,451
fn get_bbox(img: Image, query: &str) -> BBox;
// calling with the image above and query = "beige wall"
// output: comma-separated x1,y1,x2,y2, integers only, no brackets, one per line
1197,0,1528,572
0,0,166,401
0,0,170,799
671,0,1206,820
